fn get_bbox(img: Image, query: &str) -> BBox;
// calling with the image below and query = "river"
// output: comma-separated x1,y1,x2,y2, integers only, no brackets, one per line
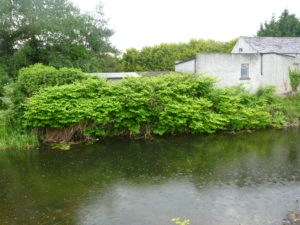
0,128,300,225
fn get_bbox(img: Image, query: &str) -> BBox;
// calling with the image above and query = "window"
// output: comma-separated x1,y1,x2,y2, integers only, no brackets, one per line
241,64,250,80
239,48,243,53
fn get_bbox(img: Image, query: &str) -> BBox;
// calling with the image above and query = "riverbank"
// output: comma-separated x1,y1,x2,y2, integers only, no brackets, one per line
0,95,299,150
1,70,300,150
24,74,299,143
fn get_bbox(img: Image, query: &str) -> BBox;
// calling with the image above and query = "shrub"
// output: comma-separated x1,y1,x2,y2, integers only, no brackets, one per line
17,63,88,97
0,67,10,109
6,64,89,131
279,93,300,125
289,69,300,92
23,73,287,141
208,86,285,130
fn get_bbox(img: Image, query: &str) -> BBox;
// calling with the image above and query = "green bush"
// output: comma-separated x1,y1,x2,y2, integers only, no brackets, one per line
23,73,287,140
279,93,300,125
0,67,10,109
17,63,88,97
5,64,89,131
289,69,300,92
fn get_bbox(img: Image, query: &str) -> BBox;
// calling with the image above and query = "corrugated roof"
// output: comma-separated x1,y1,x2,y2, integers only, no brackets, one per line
87,72,173,79
137,71,173,76
241,37,300,53
87,72,139,79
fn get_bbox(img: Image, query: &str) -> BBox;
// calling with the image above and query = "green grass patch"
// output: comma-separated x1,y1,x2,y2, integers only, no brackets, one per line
0,111,39,150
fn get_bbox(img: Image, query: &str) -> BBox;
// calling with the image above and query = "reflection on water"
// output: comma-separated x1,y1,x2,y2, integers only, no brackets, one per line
0,129,300,225
78,182,300,225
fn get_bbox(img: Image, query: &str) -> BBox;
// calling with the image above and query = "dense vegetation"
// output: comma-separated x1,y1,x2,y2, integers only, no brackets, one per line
258,9,300,37
1,6,300,149
4,64,89,122
122,39,237,72
17,64,88,97
289,69,300,91
0,68,9,108
0,110,38,150
0,0,118,76
0,64,91,149
1,63,299,148
22,73,292,142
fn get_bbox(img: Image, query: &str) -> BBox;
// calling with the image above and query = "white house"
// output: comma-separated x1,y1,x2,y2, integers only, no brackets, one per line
175,37,300,94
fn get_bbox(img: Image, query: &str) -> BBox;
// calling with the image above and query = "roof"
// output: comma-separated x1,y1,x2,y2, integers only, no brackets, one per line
86,71,173,79
87,72,139,79
137,71,173,77
175,57,196,65
241,36,300,54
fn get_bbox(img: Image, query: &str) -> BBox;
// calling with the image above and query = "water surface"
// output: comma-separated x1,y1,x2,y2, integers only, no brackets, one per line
1,129,300,225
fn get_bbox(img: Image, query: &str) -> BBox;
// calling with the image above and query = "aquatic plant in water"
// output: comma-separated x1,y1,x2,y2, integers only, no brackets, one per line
171,218,190,225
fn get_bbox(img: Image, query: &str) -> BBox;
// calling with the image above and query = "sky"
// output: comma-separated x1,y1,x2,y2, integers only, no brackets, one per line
71,0,300,52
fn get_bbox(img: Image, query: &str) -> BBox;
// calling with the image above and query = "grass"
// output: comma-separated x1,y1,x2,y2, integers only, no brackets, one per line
0,110,39,150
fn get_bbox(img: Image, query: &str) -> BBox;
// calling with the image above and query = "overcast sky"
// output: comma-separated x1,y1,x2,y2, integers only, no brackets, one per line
71,0,300,52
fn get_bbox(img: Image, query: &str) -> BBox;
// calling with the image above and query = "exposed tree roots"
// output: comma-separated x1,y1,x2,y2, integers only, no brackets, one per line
44,122,90,143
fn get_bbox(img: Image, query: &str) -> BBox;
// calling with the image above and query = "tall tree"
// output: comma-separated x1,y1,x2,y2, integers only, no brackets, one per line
0,0,116,75
122,39,237,72
258,9,300,37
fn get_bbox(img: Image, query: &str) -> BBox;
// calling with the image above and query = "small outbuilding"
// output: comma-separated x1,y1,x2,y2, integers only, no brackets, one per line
175,37,300,94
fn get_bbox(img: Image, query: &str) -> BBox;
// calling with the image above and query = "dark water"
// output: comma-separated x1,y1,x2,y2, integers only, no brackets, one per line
1,129,300,225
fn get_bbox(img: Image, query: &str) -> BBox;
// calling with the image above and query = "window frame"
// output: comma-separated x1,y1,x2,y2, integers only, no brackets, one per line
240,63,250,80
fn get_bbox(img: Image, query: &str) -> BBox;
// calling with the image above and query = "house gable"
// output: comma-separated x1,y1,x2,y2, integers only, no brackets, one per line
175,58,196,73
231,37,258,53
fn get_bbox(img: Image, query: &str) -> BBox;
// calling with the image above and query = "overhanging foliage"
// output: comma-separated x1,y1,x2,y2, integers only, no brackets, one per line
23,73,286,141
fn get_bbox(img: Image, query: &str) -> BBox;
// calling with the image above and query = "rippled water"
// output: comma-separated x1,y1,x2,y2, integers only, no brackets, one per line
0,129,300,225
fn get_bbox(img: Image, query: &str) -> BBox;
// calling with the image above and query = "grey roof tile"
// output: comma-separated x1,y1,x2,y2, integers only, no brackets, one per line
242,37,300,53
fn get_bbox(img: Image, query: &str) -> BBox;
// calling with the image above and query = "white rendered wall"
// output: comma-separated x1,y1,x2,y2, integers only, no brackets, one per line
293,54,300,72
231,38,257,53
196,53,262,93
175,59,195,73
260,54,296,94
196,53,297,94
